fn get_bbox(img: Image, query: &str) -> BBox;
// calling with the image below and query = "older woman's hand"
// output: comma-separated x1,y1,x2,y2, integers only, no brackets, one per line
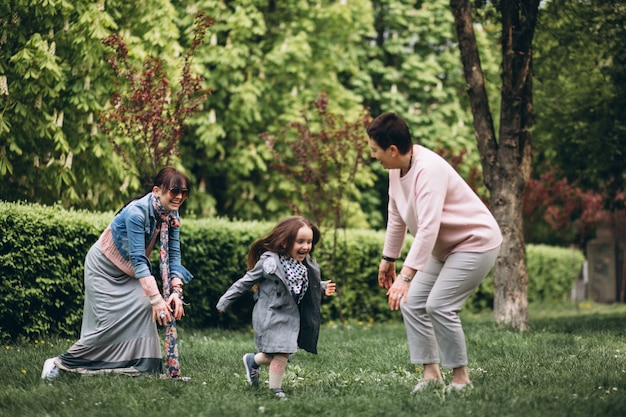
387,279,410,311
378,259,396,289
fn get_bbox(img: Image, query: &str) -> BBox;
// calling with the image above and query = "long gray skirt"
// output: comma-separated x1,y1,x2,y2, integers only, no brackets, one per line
55,242,162,375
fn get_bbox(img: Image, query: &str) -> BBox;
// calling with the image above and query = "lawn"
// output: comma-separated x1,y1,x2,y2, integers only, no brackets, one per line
2,301,626,417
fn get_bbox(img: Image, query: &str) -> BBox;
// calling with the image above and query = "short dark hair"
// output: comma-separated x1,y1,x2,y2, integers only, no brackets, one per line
366,112,413,154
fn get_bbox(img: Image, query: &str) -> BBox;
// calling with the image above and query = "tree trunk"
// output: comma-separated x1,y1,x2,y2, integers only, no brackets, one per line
450,0,540,330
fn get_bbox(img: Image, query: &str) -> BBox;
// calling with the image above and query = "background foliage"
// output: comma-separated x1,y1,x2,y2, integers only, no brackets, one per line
533,0,626,211
2,1,623,335
2,0,503,231
1,0,185,209
4,1,619,243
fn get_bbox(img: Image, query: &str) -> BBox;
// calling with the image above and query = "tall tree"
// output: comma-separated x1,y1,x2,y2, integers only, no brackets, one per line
177,0,488,225
1,1,117,207
533,0,626,211
353,0,500,228
450,0,541,329
363,0,479,153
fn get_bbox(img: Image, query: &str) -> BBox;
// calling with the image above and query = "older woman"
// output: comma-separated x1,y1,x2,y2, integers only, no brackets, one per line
367,112,502,393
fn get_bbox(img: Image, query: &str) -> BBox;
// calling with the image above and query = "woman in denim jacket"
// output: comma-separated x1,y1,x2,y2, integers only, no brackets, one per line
41,167,193,381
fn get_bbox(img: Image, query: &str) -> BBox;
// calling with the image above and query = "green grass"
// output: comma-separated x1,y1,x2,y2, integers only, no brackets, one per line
3,301,626,417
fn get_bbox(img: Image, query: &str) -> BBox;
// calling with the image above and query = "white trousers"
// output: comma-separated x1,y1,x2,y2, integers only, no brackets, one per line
400,247,500,369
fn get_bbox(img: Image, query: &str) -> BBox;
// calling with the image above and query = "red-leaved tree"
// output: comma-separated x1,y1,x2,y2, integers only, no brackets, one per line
99,12,214,189
261,93,373,320
523,167,607,247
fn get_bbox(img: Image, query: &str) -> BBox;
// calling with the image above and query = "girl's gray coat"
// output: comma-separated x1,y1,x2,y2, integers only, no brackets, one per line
216,251,325,354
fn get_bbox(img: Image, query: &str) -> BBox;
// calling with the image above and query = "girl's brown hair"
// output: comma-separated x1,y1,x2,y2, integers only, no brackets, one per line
247,216,321,269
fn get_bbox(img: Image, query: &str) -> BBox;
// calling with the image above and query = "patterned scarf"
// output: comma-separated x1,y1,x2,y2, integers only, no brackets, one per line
151,194,181,379
279,255,308,304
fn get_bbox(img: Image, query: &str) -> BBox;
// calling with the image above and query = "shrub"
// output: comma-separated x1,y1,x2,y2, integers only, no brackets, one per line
0,202,108,340
0,201,585,341
525,244,585,303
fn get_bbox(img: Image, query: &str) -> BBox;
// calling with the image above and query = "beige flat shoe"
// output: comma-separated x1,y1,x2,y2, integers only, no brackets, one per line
411,379,444,394
445,382,474,393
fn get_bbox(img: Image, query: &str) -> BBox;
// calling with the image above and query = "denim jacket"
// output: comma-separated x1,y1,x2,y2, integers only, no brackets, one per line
108,193,193,283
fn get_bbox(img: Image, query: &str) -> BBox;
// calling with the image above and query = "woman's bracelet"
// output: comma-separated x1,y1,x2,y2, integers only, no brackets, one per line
171,286,185,302
399,274,414,282
382,255,397,262
149,295,164,306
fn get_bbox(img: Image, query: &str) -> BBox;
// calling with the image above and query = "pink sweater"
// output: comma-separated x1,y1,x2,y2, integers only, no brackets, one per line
383,145,502,271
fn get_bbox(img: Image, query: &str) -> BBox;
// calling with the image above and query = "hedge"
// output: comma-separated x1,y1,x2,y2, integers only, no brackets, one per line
0,201,584,341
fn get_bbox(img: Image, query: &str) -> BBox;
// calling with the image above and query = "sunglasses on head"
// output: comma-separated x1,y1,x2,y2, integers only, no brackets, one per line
167,187,189,198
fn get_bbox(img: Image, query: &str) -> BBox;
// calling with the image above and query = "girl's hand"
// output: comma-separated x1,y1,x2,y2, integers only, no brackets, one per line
325,281,336,296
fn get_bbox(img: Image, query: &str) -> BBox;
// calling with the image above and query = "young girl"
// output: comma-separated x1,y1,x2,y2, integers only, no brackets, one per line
216,216,336,399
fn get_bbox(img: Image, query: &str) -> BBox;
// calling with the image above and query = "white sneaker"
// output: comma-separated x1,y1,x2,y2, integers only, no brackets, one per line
41,357,60,381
